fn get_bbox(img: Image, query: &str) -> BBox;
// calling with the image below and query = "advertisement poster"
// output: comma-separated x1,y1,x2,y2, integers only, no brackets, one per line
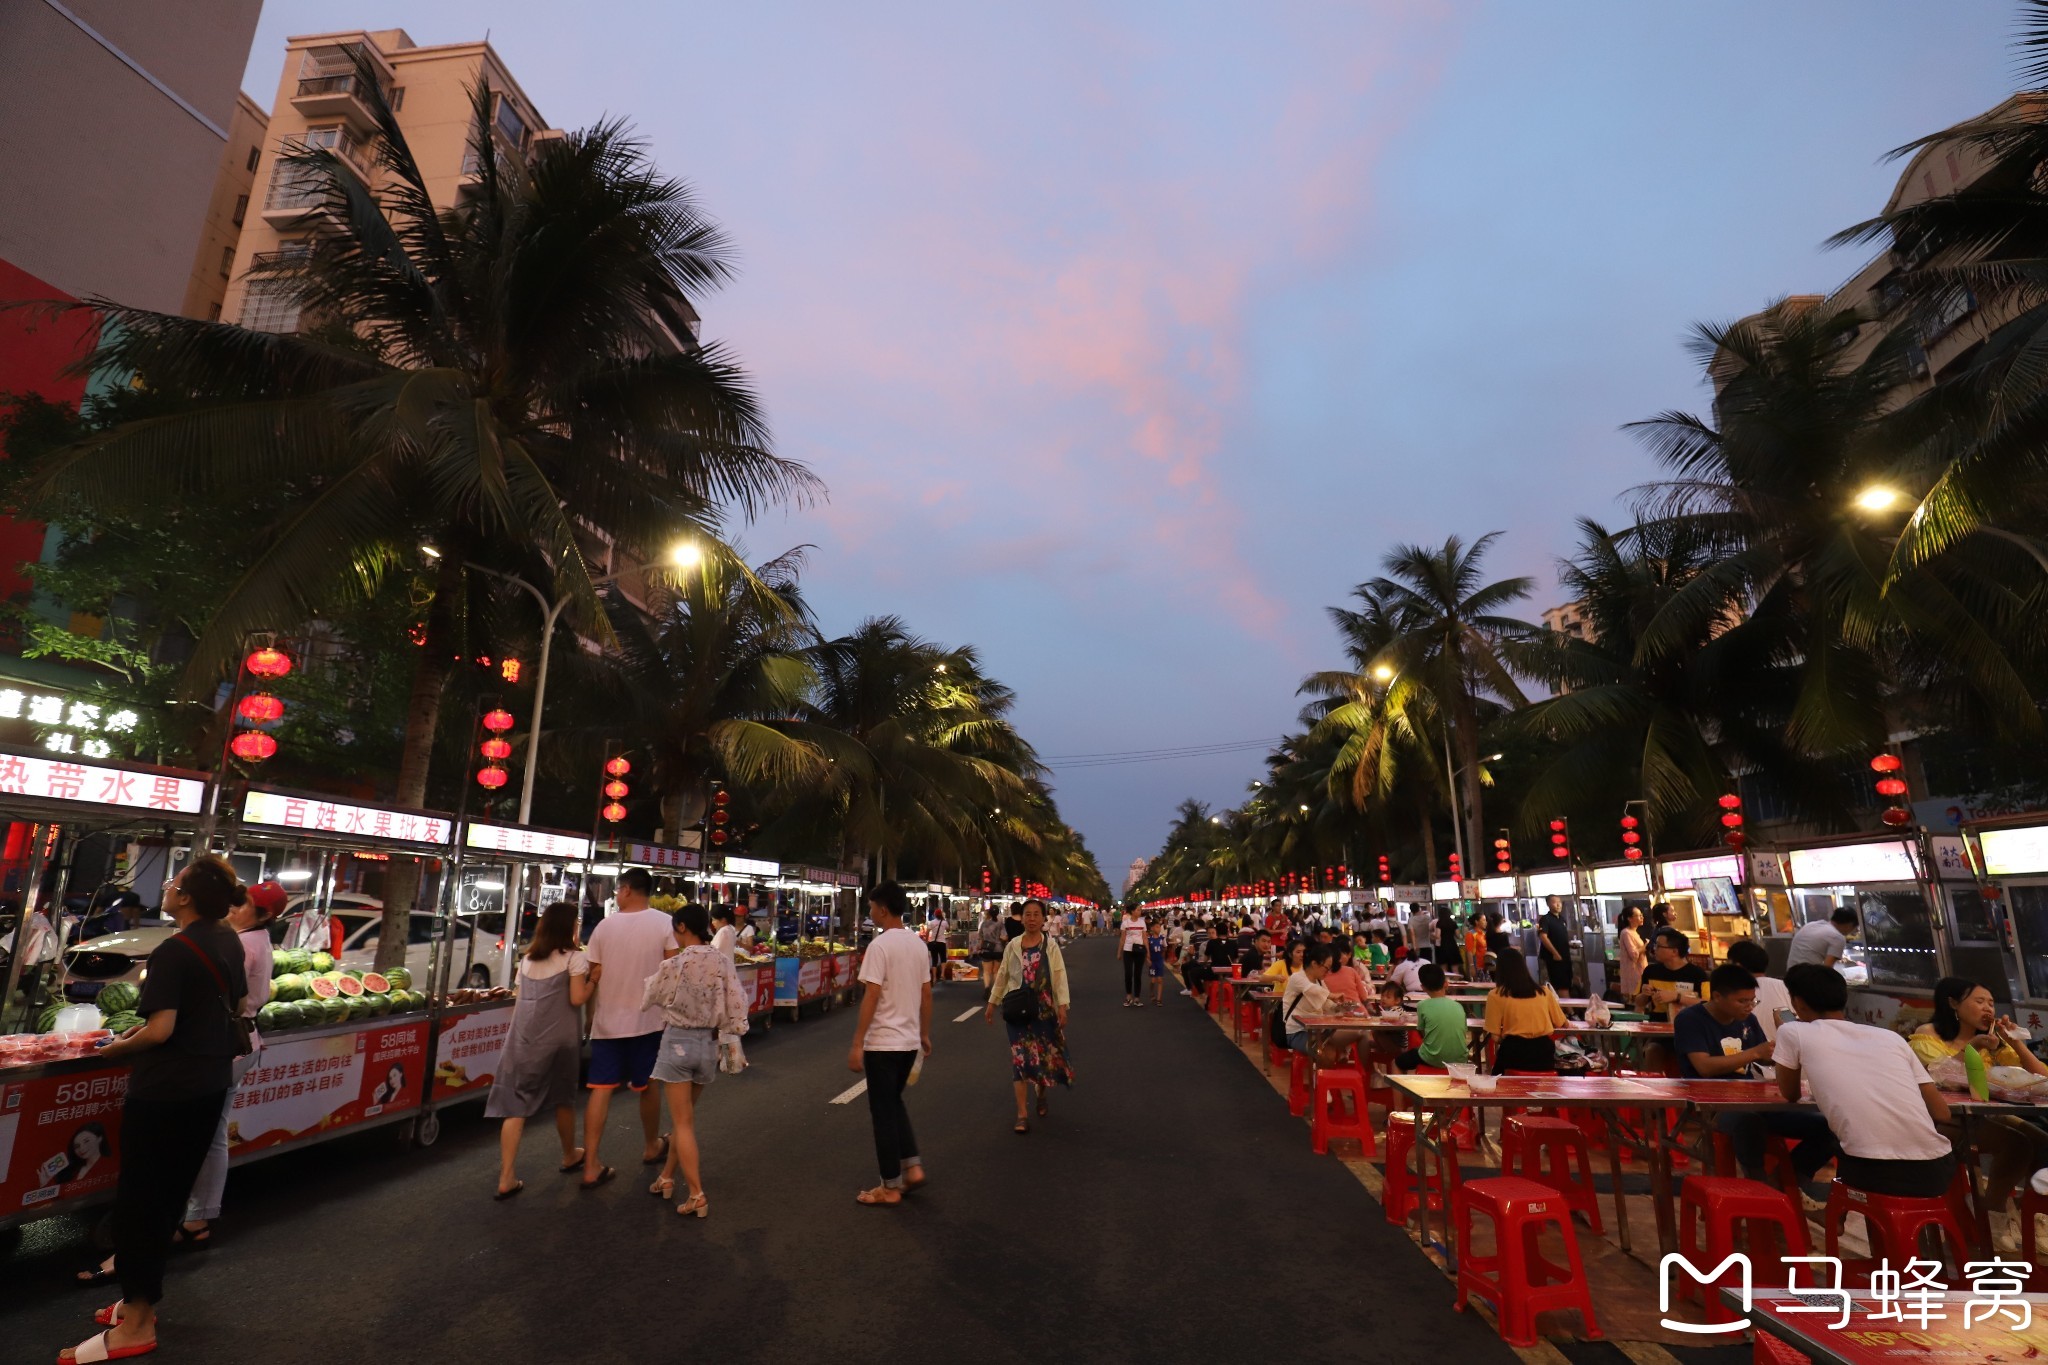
818,953,841,994
750,962,775,1014
432,1006,512,1101
798,957,824,1000
0,1062,127,1214
774,956,800,1006
228,1019,428,1155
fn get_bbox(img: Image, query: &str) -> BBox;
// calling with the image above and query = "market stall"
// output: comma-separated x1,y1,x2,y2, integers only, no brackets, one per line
622,839,776,1019
1654,850,1754,964
1960,818,2048,1006
1770,835,1944,1025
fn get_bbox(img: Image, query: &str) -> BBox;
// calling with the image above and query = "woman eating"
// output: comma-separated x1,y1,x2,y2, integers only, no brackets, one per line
1910,976,2048,1248
1482,950,1565,1073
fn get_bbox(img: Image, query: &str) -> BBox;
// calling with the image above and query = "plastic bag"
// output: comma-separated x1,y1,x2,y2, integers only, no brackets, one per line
717,1037,747,1075
1927,1055,1971,1093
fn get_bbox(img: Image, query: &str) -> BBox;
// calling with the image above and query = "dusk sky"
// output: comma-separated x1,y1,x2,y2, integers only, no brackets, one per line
249,2,2016,885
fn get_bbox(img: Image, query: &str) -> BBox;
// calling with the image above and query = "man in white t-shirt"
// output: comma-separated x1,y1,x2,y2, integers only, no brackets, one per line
849,882,932,1206
1774,963,1953,1198
579,868,678,1187
1785,907,1858,969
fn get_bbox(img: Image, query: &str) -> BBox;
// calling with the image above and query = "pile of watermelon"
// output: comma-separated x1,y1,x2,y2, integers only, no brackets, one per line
95,981,144,1034
260,961,424,1032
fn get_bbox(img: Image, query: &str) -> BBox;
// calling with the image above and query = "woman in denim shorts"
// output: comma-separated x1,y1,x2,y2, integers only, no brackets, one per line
642,904,752,1219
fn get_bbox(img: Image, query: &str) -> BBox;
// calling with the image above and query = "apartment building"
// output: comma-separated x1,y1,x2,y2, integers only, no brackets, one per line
1541,601,1593,644
1717,94,2030,399
181,93,270,322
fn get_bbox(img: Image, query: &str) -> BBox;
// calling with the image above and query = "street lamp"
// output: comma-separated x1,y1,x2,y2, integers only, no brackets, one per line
669,540,702,568
1853,485,1902,513
1370,663,1395,683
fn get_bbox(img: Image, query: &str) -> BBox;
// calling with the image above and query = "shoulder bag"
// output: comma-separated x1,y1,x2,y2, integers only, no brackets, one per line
176,931,254,1057
1000,943,1038,1027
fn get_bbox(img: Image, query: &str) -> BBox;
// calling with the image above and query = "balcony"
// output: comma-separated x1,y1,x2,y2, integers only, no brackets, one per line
291,72,380,129
261,165,329,224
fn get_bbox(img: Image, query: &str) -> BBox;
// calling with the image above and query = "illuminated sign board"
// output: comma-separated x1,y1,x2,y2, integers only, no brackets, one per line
1476,876,1518,899
244,791,451,844
0,750,204,814
1786,841,1918,886
1660,854,1743,891
1591,864,1652,894
1525,870,1575,898
464,821,591,861
720,855,780,878
1978,826,2048,878
0,683,144,760
1430,880,1462,901
624,841,701,870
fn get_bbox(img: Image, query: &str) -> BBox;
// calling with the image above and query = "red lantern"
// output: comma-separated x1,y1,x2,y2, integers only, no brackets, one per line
245,647,292,679
712,808,729,826
1549,819,1565,831
476,765,508,790
1624,847,1643,860
1875,777,1908,798
1725,831,1747,850
230,730,277,762
604,780,628,800
1622,831,1641,845
602,802,627,822
1620,815,1639,830
482,708,515,734
1717,793,1741,810
1720,812,1743,828
236,693,284,725
1881,808,1912,827
1870,753,1904,773
713,789,730,807
712,829,728,847
605,756,631,777
480,737,512,761
1552,847,1569,859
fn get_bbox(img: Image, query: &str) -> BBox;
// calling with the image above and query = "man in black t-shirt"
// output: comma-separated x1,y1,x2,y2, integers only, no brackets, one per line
1678,962,1840,1192
1638,927,1710,1011
1537,899,1573,994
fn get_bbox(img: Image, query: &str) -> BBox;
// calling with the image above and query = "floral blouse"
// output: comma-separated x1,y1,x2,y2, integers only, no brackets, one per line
641,944,751,1039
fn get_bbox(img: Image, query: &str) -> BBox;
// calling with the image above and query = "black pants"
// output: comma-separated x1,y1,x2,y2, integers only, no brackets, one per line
862,1050,920,1185
1493,1034,1556,1074
1839,1152,1955,1199
1716,1110,1841,1182
1543,956,1572,993
1122,948,1146,997
116,1090,229,1305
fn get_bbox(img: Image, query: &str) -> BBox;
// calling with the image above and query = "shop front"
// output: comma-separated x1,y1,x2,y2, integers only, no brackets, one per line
1965,819,2048,1008
1655,850,1753,964
1772,836,1944,1026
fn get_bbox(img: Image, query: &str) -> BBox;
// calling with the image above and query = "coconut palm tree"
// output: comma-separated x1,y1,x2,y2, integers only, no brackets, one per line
22,67,814,808
1355,534,1533,865
613,545,825,839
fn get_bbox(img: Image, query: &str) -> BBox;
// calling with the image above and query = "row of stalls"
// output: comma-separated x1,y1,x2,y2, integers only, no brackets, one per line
0,745,874,1233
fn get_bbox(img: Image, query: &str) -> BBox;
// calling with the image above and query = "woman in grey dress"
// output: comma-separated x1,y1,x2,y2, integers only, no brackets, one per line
485,902,593,1199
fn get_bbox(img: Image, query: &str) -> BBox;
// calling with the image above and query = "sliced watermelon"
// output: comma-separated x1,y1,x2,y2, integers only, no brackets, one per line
335,975,365,998
309,977,341,1001
361,972,391,994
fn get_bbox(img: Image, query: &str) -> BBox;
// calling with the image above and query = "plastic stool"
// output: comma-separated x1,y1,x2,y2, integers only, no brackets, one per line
1452,1176,1604,1347
1267,1029,1291,1070
1677,1178,1809,1323
1753,1331,1812,1364
1824,1181,1972,1276
1711,1131,1803,1200
1288,1050,1311,1117
1502,1116,1604,1233
1364,1059,1398,1117
1206,980,1227,1014
1383,1110,1457,1224
1411,1064,1479,1151
1237,997,1263,1041
1311,1066,1375,1157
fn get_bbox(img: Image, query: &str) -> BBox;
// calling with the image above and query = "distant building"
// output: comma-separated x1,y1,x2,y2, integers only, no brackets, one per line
1123,856,1150,896
1541,602,1593,644
181,93,270,322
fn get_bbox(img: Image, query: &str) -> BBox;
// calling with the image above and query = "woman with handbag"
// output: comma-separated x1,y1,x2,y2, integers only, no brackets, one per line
983,899,1073,1133
642,903,751,1218
63,854,251,1365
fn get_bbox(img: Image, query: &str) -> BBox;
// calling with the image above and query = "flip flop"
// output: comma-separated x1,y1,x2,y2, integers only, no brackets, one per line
578,1166,616,1191
641,1133,670,1166
60,1329,157,1362
492,1181,524,1201
73,1263,116,1289
91,1304,121,1328
556,1148,585,1173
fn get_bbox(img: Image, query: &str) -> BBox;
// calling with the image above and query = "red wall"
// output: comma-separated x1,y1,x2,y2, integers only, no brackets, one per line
0,256,97,603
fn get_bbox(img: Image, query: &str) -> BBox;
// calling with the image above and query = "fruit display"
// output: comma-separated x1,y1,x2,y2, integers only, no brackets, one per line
260,956,432,1032
96,982,140,1016
773,938,853,960
0,1030,112,1065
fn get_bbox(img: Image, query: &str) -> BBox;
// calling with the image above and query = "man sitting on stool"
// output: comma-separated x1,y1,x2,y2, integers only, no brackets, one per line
1675,961,1839,1206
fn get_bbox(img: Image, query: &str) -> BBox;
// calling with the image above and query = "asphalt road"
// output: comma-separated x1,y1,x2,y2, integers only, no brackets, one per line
0,945,1543,1365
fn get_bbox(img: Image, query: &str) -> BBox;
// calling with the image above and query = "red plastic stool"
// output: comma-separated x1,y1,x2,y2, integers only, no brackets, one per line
1237,997,1263,1041
1311,1066,1375,1157
1288,1050,1311,1117
1452,1175,1604,1347
1502,1116,1604,1233
1411,1064,1479,1151
1206,980,1227,1014
1824,1180,1972,1276
1676,1177,1809,1323
1383,1110,1458,1224
1753,1332,1812,1364
1711,1131,1802,1200
1364,1059,1399,1117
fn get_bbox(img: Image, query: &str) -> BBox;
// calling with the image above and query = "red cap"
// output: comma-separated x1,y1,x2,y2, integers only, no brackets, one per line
249,880,290,918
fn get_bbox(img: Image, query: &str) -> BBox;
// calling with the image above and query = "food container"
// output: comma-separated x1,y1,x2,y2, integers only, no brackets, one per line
1445,1062,1477,1084
1467,1074,1499,1094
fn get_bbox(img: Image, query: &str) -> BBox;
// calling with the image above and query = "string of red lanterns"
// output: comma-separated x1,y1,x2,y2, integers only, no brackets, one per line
476,706,515,790
1549,816,1571,861
229,645,293,764
603,754,632,824
1620,812,1643,861
1719,791,1746,850
1871,752,1911,828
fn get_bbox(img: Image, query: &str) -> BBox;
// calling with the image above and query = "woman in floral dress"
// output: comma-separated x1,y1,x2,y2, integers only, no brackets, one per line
983,899,1073,1133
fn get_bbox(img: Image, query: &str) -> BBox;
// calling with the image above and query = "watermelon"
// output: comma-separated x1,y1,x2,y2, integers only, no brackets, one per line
361,972,390,994
324,996,351,1023
36,1004,62,1033
103,1012,143,1034
310,952,334,974
96,982,141,1015
335,975,364,998
279,1001,310,1029
308,977,340,1001
384,967,413,991
273,973,310,1002
257,1002,285,1029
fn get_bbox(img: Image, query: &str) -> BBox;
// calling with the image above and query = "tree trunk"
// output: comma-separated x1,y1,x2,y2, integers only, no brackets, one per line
1414,783,1437,884
1451,695,1486,876
377,554,462,972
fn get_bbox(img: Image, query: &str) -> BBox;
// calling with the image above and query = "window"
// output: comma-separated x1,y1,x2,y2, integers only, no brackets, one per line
246,146,260,172
390,86,404,111
492,94,530,149
219,246,234,279
232,193,248,227
239,280,301,334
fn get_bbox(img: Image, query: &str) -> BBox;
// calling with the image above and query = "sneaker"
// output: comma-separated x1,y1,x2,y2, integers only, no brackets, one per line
1799,1190,1829,1216
1180,989,1195,997
1133,1000,1144,1008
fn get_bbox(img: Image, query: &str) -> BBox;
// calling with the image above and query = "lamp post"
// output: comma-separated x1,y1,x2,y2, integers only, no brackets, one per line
461,540,701,826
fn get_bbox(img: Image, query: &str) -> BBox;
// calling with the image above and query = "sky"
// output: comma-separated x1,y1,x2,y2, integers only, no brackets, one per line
246,1,2019,886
